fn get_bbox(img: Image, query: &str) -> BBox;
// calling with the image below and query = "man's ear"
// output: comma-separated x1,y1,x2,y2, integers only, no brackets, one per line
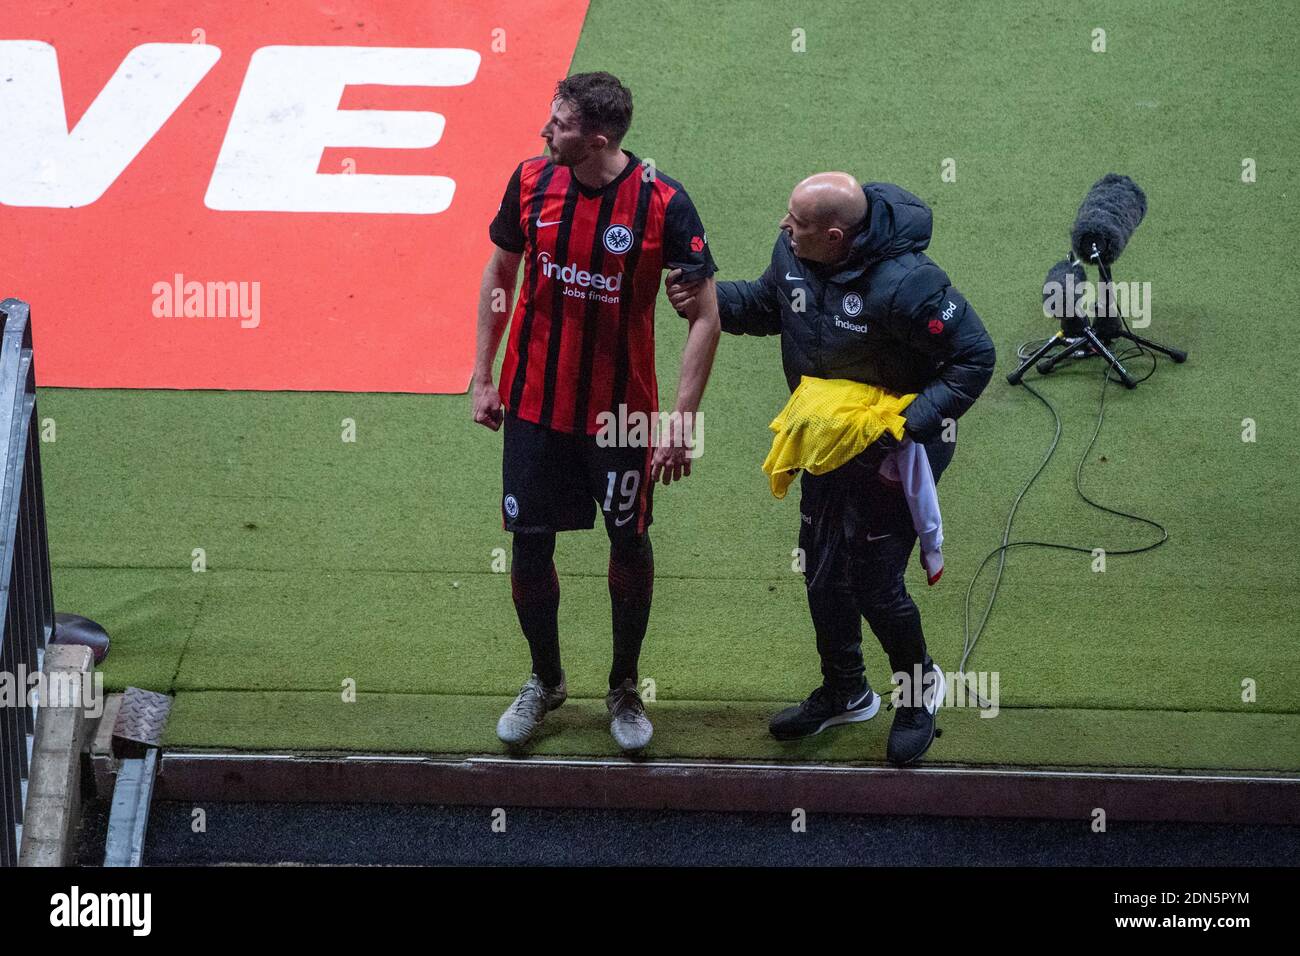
827,227,845,243
590,132,610,151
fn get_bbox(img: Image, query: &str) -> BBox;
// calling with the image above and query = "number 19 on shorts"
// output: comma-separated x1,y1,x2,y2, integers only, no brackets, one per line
603,470,641,514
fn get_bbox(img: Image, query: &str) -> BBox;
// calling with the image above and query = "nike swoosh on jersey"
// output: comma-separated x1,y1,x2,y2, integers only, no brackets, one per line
784,272,803,281
614,513,635,527
536,218,564,228
866,532,892,541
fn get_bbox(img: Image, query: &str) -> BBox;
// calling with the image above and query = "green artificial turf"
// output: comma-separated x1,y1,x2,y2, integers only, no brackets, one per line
163,691,1300,773
38,0,1300,771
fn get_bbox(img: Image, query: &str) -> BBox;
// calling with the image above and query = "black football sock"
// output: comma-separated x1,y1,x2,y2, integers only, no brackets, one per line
511,532,562,688
607,532,653,690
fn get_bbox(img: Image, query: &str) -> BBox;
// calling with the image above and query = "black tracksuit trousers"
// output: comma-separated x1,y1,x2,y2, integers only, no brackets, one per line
798,433,956,698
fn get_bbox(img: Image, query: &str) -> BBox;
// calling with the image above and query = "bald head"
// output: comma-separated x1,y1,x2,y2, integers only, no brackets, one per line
791,172,867,230
781,172,867,264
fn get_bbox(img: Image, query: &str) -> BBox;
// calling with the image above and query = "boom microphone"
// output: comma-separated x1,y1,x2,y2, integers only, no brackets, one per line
1011,170,1184,386
1069,173,1147,266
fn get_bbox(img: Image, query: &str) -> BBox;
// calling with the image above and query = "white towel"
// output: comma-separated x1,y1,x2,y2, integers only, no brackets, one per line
877,437,944,585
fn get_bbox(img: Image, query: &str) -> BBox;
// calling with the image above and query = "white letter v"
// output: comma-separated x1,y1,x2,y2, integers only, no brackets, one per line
0,41,220,207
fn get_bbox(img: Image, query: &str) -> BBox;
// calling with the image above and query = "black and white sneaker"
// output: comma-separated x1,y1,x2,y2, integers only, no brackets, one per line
769,683,880,740
887,661,946,766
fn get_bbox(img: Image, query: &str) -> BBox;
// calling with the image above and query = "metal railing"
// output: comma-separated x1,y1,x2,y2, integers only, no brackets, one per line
0,298,54,867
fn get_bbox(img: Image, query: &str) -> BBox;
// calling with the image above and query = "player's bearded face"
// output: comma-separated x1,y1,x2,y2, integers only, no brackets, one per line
540,99,593,167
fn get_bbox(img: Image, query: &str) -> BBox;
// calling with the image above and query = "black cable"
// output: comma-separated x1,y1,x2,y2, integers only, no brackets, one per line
956,318,1169,705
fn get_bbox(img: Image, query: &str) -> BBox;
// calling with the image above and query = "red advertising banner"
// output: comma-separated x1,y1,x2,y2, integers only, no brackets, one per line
0,1,589,392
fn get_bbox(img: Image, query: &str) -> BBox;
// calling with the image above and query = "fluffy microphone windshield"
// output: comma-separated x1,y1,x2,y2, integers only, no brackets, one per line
1070,174,1147,265
1042,258,1091,335
1042,258,1087,319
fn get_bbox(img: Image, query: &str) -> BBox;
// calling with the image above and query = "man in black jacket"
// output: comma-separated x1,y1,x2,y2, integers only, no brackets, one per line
668,172,995,764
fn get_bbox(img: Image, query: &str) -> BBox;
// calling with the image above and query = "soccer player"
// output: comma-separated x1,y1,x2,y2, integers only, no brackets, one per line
668,172,995,765
472,72,720,753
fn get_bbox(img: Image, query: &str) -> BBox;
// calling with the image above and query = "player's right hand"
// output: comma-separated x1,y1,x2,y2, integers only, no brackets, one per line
472,376,505,431
665,269,702,316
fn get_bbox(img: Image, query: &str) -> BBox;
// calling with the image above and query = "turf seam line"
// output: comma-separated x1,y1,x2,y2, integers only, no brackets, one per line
160,688,1300,716
167,575,214,695
52,563,799,581
50,563,1300,595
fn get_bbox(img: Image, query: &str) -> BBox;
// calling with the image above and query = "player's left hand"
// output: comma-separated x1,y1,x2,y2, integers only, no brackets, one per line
652,442,693,485
651,414,694,485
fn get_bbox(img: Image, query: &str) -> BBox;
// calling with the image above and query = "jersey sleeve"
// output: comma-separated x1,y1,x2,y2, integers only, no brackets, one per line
661,188,718,283
488,163,526,253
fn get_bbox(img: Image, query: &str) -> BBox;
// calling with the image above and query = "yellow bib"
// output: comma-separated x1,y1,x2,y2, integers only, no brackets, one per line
762,376,917,498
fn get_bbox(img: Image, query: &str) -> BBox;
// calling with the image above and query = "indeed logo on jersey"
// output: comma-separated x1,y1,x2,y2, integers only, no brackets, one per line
533,251,624,295
535,251,621,303
834,316,869,334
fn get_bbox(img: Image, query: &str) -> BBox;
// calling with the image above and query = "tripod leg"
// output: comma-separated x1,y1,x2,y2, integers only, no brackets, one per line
1081,327,1138,387
1007,331,1066,384
1120,331,1187,363
1036,337,1090,374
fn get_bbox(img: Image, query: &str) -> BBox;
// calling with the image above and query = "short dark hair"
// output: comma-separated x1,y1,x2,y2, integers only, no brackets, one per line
554,72,633,144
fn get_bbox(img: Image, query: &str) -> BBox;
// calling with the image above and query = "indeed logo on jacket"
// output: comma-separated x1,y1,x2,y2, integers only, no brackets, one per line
715,182,996,445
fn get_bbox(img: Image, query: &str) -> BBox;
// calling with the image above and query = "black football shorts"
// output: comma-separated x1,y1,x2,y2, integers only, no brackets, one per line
502,412,654,537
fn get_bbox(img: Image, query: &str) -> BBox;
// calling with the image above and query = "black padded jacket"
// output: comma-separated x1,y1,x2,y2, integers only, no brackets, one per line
715,182,996,446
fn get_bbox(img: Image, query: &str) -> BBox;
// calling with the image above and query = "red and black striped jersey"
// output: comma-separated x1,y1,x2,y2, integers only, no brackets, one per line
489,151,716,435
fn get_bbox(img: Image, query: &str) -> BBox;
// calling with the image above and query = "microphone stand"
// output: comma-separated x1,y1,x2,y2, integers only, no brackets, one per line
1007,244,1187,388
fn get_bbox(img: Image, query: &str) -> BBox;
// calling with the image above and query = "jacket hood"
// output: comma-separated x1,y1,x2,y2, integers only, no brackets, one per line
825,182,933,283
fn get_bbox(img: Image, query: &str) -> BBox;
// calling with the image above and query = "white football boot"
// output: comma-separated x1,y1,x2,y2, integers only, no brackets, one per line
496,671,567,747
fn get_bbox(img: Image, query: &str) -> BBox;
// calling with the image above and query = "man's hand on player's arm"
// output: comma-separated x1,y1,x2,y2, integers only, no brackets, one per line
471,246,523,430
653,276,720,484
665,268,704,315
